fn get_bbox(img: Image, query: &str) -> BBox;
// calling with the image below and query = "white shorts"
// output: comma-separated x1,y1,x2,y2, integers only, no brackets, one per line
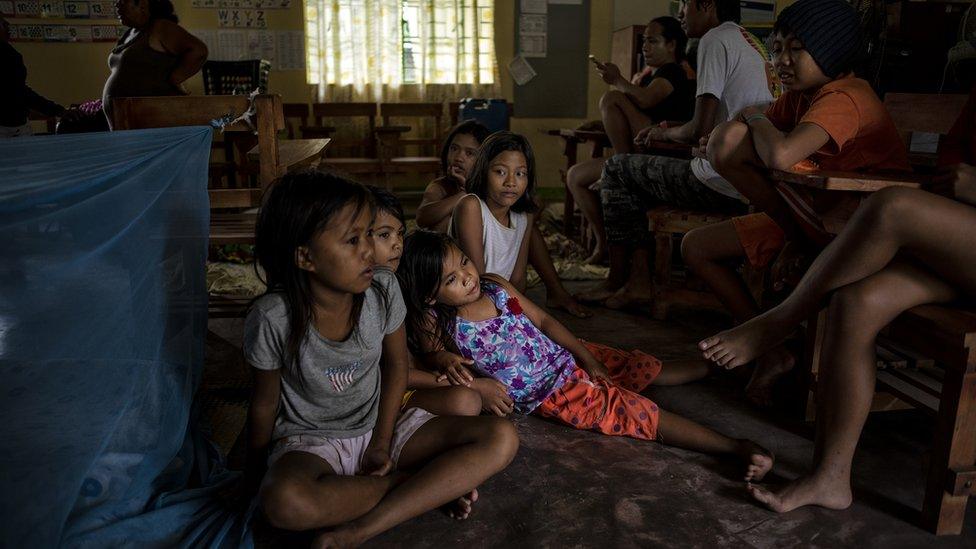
267,407,435,475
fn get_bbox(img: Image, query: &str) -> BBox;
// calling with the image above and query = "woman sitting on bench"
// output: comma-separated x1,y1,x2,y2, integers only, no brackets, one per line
697,84,976,513
568,16,694,264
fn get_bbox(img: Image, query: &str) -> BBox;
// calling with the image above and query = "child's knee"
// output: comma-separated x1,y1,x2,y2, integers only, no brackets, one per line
861,186,917,231
479,417,520,466
259,478,318,530
566,163,589,192
707,120,749,172
442,385,483,416
828,280,886,326
680,227,715,267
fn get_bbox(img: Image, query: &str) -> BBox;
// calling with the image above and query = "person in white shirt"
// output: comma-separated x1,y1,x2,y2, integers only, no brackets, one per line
578,0,777,310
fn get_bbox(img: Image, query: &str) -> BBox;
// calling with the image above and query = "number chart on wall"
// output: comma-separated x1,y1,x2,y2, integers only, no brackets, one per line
3,0,123,42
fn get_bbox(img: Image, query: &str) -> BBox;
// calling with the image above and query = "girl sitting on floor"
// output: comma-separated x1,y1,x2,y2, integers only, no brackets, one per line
399,229,775,481
367,184,515,417
422,127,591,318
243,172,518,546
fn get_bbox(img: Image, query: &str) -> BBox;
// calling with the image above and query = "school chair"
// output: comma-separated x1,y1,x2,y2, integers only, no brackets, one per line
376,102,446,177
302,102,385,178
774,93,974,536
282,103,310,139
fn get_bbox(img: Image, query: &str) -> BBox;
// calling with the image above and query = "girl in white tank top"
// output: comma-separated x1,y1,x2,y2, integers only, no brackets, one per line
449,132,538,288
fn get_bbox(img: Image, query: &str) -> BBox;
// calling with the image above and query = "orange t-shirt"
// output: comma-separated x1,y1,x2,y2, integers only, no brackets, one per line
765,75,911,173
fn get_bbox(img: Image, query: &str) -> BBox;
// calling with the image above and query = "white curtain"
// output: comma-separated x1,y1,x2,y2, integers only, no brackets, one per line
305,0,499,102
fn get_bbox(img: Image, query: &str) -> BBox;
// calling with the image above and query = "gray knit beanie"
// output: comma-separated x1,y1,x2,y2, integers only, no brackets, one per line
776,0,862,78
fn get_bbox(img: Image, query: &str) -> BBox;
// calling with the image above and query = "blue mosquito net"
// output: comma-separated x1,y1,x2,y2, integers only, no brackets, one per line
0,127,253,548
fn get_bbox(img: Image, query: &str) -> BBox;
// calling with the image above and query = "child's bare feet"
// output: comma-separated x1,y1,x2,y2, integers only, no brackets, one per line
312,524,364,549
745,345,796,407
576,281,620,303
736,439,775,483
547,291,592,318
747,474,853,513
585,246,608,265
445,489,479,520
699,316,794,370
604,280,653,311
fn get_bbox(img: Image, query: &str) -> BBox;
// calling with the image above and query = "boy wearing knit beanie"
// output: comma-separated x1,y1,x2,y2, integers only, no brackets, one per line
682,0,911,407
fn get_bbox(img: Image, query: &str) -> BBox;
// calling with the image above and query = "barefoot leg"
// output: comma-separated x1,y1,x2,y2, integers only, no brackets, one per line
750,261,956,513
323,416,518,546
651,359,710,386
681,221,761,322
656,409,774,482
567,158,610,263
699,188,976,368
605,247,655,310
407,386,482,417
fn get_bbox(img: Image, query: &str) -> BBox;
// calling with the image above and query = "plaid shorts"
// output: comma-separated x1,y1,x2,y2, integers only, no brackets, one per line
600,154,747,245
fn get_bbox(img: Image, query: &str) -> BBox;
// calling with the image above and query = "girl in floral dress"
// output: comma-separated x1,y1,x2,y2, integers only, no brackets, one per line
397,230,775,480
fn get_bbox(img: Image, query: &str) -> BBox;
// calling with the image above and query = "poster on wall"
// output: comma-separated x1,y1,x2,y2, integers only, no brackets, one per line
217,9,268,28
7,0,116,18
192,0,290,8
9,22,122,41
190,28,304,70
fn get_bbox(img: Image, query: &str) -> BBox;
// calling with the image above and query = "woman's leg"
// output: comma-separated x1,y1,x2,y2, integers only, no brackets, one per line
567,157,610,264
528,225,592,318
407,386,482,417
701,187,976,368
749,260,957,512
600,90,654,154
317,416,518,547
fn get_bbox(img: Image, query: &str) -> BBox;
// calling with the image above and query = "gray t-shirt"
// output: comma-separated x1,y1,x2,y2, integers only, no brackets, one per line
243,268,406,440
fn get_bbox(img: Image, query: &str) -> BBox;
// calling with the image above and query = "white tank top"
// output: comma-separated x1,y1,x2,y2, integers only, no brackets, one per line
449,194,529,280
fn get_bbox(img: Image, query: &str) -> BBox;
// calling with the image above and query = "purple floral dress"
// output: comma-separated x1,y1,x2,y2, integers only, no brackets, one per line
454,281,576,414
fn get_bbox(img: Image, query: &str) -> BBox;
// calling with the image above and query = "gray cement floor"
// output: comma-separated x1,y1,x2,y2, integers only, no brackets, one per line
207,281,976,548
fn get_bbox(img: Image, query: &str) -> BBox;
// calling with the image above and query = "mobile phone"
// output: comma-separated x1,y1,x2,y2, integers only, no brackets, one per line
587,54,603,65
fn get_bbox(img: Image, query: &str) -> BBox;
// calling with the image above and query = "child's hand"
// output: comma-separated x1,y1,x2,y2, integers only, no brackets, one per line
471,378,515,416
433,352,476,386
634,124,667,148
361,445,393,476
581,358,611,382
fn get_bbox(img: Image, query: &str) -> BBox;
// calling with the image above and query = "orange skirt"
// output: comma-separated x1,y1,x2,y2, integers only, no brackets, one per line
534,342,662,441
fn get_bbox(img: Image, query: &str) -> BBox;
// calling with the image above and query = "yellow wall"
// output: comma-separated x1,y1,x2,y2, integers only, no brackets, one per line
16,0,626,187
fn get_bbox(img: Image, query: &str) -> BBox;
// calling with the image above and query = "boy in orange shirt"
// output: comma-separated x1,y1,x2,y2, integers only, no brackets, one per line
680,0,910,405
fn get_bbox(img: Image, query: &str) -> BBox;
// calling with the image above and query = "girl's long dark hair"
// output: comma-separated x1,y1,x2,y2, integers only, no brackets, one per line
396,230,462,356
465,131,538,214
254,170,375,375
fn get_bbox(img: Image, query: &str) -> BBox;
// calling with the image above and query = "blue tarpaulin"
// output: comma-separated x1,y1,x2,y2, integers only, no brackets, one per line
0,127,252,548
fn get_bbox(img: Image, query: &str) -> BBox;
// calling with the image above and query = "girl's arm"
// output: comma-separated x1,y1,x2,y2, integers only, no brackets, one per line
598,61,675,110
364,324,410,475
485,275,609,381
153,20,208,89
416,181,464,230
508,213,534,291
245,366,281,491
453,195,487,273
739,105,830,171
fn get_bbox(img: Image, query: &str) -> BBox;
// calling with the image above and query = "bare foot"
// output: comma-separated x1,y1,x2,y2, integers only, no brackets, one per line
747,474,853,513
547,291,592,318
736,439,775,483
312,525,364,549
745,345,796,407
576,281,621,303
584,246,608,265
698,316,794,370
604,283,653,311
445,489,479,520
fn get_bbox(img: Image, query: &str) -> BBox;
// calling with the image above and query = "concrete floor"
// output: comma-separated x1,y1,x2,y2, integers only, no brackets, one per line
206,281,976,548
